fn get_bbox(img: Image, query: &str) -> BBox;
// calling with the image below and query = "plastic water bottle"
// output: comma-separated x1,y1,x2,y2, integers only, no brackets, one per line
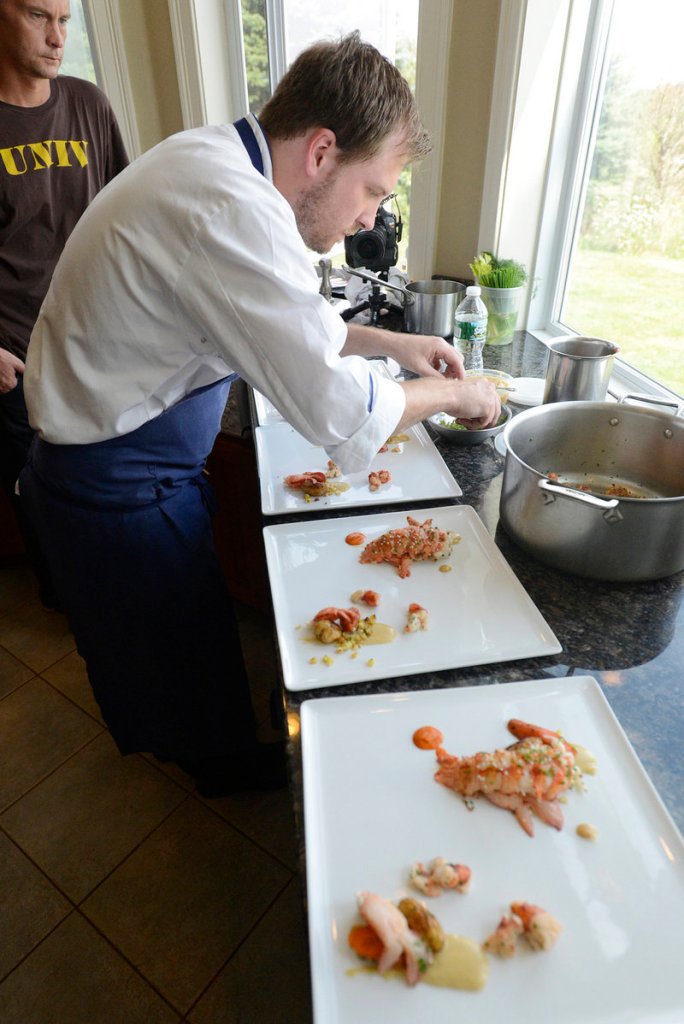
454,285,488,372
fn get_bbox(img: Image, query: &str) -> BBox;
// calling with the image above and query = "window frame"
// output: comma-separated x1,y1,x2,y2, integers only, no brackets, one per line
482,0,683,405
167,0,452,280
81,0,141,157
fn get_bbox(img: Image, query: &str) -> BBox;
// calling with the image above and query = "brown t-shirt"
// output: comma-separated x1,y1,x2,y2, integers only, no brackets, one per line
0,75,129,359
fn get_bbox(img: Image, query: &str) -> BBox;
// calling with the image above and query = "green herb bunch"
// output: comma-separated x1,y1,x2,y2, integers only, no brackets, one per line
470,251,528,289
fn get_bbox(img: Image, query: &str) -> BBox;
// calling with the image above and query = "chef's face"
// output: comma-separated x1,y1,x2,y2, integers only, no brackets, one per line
294,129,407,255
0,0,70,81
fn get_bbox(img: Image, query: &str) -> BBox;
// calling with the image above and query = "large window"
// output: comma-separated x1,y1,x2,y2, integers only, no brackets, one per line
59,0,97,82
561,0,684,396
239,0,420,267
502,0,684,400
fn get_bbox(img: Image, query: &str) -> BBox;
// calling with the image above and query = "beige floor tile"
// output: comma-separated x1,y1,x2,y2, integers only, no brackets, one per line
0,831,71,980
1,733,188,903
0,600,76,673
0,912,180,1024
41,649,105,724
203,784,299,871
0,678,102,812
82,798,292,1014
0,646,34,698
140,751,196,791
0,558,37,617
188,875,312,1024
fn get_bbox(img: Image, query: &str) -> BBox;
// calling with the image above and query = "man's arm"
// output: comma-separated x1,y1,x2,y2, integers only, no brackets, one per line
341,322,500,429
342,322,464,379
396,374,501,431
0,350,24,394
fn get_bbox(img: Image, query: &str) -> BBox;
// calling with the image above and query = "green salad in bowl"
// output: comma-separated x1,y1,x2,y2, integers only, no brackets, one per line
427,405,512,445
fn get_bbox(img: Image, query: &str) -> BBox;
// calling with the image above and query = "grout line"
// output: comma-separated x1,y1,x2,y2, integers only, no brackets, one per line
0,724,107,816
180,871,299,1020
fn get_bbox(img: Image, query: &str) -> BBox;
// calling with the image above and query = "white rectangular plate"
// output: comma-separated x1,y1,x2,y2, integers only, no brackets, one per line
252,388,283,426
254,420,461,516
262,505,560,691
301,677,684,1024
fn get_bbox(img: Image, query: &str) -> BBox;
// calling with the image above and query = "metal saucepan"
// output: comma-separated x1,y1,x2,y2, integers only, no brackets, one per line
499,396,684,581
343,265,465,337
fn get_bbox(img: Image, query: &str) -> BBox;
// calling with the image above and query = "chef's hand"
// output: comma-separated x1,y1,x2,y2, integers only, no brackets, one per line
0,350,24,393
382,332,465,380
397,376,501,432
341,324,464,379
448,378,501,429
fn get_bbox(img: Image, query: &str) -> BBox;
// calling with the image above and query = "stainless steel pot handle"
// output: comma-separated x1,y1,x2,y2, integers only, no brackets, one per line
342,265,415,306
538,478,621,516
619,393,682,416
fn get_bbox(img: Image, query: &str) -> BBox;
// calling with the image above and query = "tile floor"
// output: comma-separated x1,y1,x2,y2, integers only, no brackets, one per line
0,554,313,1023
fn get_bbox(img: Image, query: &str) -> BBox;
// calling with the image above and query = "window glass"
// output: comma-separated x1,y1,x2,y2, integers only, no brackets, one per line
59,0,97,83
240,0,419,268
561,0,684,396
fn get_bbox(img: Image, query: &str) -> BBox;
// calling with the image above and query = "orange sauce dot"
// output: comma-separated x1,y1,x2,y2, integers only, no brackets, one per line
345,532,366,546
413,725,444,750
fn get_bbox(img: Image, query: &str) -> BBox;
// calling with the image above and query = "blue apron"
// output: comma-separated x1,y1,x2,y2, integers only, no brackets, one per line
19,119,268,760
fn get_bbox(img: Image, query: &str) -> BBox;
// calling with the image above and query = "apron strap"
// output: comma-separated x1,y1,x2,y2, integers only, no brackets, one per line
234,116,265,176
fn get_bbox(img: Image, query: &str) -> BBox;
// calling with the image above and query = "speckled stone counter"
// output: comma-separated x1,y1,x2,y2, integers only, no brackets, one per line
251,331,684,842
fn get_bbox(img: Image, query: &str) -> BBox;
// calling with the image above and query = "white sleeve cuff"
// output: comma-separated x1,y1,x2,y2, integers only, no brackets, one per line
322,372,406,474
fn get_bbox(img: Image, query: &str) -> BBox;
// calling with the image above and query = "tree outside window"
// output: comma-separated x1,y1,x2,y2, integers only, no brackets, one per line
563,0,684,395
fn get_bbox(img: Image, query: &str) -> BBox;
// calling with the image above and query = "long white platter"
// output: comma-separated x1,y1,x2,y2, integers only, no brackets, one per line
255,420,461,516
301,676,684,1023
263,505,561,690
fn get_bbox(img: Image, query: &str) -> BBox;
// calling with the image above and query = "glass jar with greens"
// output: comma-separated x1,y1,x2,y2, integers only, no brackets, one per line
469,252,528,346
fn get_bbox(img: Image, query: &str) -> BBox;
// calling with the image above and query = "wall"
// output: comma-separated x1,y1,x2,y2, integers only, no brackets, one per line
112,0,498,273
433,0,500,280
117,0,183,152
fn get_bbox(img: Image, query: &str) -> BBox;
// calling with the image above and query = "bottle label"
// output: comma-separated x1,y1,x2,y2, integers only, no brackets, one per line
455,320,487,343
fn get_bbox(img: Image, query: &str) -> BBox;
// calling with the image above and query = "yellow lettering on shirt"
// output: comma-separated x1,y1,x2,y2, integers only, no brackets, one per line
68,140,89,167
0,139,89,175
53,140,71,166
28,141,54,170
0,145,28,175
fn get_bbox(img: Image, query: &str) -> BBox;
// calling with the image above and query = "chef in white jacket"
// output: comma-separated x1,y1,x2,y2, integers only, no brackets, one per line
21,32,500,797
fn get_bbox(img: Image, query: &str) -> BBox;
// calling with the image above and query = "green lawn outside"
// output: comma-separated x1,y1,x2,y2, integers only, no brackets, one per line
562,249,684,396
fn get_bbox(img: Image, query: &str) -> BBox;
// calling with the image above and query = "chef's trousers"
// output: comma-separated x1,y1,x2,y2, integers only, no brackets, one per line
19,378,258,760
0,374,59,604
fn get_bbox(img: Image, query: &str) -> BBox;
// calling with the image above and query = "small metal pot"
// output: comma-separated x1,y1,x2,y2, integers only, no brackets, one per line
343,266,464,337
499,397,684,581
543,336,619,403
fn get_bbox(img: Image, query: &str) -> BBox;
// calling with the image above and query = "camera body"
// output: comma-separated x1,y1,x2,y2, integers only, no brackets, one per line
344,204,402,274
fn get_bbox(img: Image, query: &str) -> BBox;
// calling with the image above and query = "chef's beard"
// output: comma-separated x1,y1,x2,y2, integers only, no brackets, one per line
293,171,343,255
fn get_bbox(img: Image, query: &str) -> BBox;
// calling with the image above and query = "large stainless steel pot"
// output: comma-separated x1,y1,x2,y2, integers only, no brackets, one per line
343,265,465,337
499,397,684,581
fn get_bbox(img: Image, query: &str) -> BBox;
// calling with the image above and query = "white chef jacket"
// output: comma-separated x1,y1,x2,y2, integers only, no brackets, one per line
24,115,405,473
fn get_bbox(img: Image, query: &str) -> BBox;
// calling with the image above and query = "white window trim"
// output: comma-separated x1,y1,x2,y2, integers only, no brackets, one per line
166,0,451,280
82,0,142,158
481,0,683,407
167,0,248,127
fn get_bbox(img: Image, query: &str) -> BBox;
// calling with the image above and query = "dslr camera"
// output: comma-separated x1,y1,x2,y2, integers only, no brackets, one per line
344,200,402,274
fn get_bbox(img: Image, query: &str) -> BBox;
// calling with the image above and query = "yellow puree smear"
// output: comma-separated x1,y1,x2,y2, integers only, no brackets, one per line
364,622,396,645
573,743,597,775
303,622,397,646
422,934,488,991
347,934,488,991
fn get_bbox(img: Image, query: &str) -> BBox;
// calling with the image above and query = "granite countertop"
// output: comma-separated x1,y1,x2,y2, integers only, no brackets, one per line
246,330,684,839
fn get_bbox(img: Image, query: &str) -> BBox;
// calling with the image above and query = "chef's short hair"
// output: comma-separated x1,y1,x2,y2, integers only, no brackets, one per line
258,31,431,166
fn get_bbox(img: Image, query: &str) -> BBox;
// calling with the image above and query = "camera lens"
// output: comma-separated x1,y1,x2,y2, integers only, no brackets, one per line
353,227,387,265
344,207,398,273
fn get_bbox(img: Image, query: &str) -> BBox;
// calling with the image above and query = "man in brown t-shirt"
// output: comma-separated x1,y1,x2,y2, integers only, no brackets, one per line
0,0,128,602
